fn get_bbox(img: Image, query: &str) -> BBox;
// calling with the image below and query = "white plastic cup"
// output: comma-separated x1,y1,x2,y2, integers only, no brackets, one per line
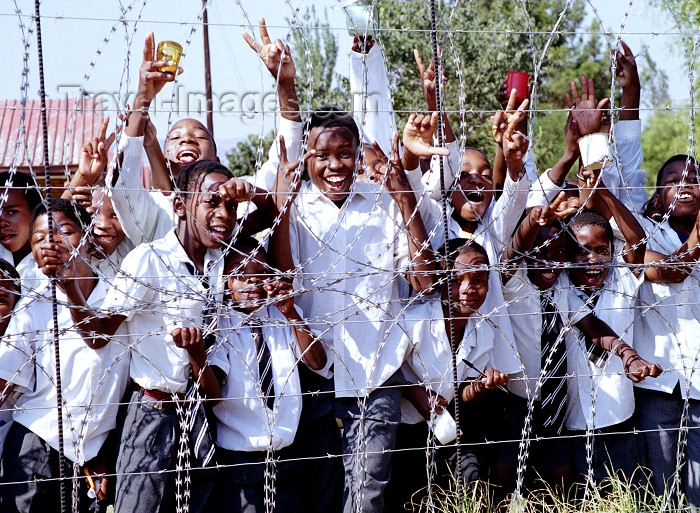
578,132,612,170
433,410,457,445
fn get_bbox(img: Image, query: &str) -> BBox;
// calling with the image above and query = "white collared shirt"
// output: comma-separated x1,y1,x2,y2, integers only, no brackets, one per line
564,261,643,430
211,304,305,452
0,279,130,464
109,136,177,246
634,217,700,398
502,266,589,400
290,180,411,397
427,172,531,376
398,300,496,424
101,229,224,393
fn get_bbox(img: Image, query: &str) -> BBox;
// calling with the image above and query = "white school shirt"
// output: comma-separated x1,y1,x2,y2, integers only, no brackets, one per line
427,172,531,376
634,217,700,399
526,120,647,212
101,229,224,393
397,300,496,424
349,43,397,156
0,279,130,465
211,304,306,452
109,135,177,246
15,252,46,298
289,180,412,398
564,261,643,430
502,266,590,400
91,238,136,280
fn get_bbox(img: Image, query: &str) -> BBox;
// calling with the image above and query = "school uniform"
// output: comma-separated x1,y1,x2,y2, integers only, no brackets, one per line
634,217,700,505
102,228,224,513
430,172,531,377
564,260,644,483
0,252,43,461
210,304,321,513
288,178,417,513
0,279,130,513
499,267,589,470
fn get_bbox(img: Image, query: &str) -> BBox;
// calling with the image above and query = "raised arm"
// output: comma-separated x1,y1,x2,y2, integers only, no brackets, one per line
501,194,576,283
243,18,300,123
645,207,700,282
491,90,529,182
380,133,437,292
579,166,646,268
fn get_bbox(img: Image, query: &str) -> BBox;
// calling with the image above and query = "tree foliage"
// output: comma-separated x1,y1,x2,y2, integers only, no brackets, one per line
226,131,275,177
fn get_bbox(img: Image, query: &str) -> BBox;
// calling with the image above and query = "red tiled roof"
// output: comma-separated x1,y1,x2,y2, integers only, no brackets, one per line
0,97,105,169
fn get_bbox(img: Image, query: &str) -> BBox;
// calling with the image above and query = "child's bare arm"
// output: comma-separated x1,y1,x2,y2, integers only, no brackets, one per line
267,279,327,370
63,117,114,205
501,193,576,284
171,327,221,400
461,368,508,403
546,112,581,186
414,49,455,144
615,41,640,122
575,313,662,382
243,18,300,123
143,117,172,192
578,167,646,267
491,91,529,181
405,384,448,420
376,134,438,292
645,209,700,282
126,32,181,138
493,80,530,192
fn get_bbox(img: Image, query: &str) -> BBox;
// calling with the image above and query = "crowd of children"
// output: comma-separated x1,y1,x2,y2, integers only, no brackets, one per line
0,20,698,513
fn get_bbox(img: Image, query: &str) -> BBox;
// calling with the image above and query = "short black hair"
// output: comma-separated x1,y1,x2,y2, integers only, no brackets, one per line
438,237,490,271
30,197,92,238
305,106,361,147
566,209,614,255
656,154,698,192
167,118,218,155
0,171,42,212
175,160,233,195
462,146,492,169
224,235,267,273
0,258,21,297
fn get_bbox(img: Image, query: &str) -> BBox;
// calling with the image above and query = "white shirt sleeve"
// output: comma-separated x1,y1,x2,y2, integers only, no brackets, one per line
419,140,460,201
251,118,304,192
108,136,170,245
350,44,397,156
491,171,531,245
527,169,564,208
605,120,648,213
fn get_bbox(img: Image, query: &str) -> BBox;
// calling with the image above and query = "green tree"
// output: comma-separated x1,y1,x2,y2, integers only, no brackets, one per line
226,131,275,177
226,6,348,175
288,6,350,112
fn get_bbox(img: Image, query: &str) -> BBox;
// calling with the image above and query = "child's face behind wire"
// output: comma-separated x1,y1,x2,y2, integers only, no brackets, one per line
658,160,700,221
89,190,125,258
165,119,217,168
306,126,359,204
445,251,489,317
450,150,494,223
31,212,92,278
0,188,33,255
527,226,566,291
568,224,612,294
182,172,237,253
227,250,269,312
0,279,18,335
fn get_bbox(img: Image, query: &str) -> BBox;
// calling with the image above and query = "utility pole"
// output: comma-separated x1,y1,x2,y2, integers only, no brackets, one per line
203,0,214,136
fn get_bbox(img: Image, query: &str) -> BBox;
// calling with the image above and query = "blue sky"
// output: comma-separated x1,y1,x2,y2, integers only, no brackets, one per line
0,1,691,160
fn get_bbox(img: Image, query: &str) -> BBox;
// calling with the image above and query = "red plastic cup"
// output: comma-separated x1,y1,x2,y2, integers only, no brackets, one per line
506,71,530,104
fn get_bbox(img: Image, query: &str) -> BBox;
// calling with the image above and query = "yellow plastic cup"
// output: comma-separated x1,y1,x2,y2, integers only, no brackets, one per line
157,41,182,73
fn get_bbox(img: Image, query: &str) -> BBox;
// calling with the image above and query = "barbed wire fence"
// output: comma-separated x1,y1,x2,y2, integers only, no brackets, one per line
1,1,700,512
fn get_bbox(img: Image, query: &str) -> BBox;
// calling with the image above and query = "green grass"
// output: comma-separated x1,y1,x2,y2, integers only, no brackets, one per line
418,472,688,513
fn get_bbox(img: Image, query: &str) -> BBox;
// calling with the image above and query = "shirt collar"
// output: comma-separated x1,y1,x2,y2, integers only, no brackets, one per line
165,228,223,276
